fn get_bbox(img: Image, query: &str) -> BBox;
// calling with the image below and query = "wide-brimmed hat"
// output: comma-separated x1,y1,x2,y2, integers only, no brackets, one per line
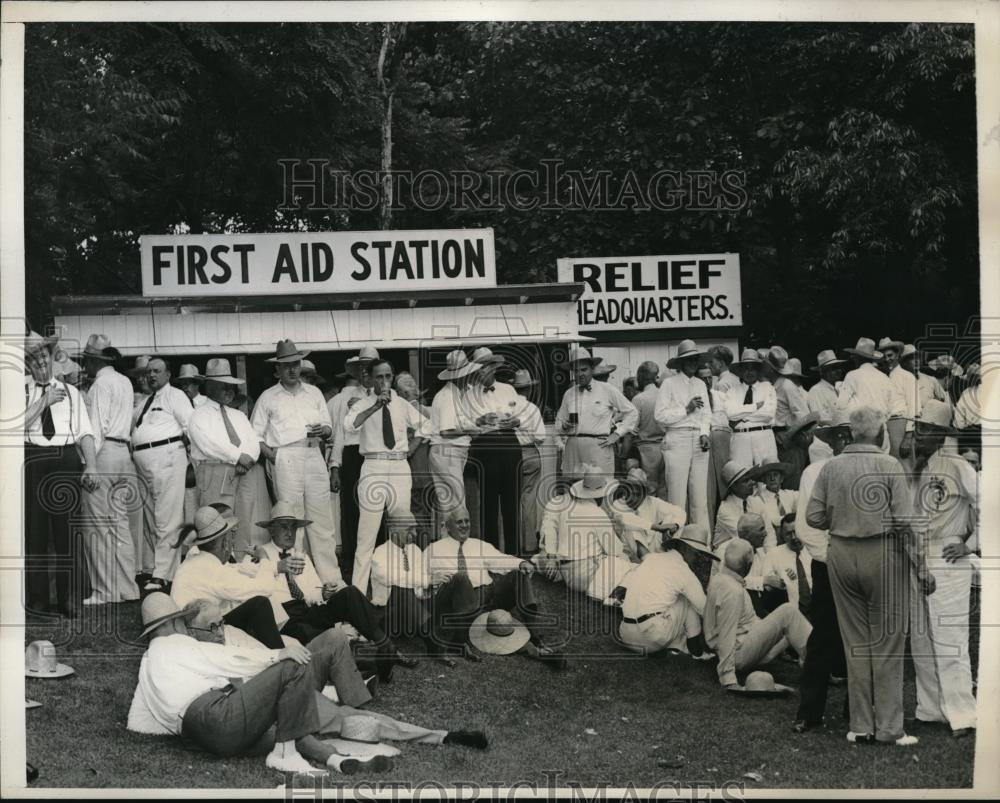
786,412,820,440
570,464,613,499
438,350,480,381
900,344,917,360
778,358,804,379
921,355,964,378
185,506,238,547
139,592,199,639
203,358,244,385
667,524,719,560
593,364,617,378
910,399,958,435
877,337,905,354
965,362,981,380
266,339,311,363
346,346,381,376
127,355,153,377
731,348,764,369
300,359,318,375
622,467,656,494
25,640,74,679
339,715,383,744
754,462,792,478
843,337,883,361
468,609,531,655
567,346,602,366
728,670,793,697
510,368,539,388
722,461,756,496
764,346,789,373
256,500,313,530
811,349,848,372
173,364,204,385
814,408,852,443
467,346,504,368
77,333,116,362
667,340,707,369
23,330,60,355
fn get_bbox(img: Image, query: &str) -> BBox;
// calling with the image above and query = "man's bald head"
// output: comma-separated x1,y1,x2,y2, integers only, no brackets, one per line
445,507,471,542
724,538,754,576
737,513,767,550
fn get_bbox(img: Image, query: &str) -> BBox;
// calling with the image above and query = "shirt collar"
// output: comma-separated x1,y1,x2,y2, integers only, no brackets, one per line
96,365,114,378
718,565,747,586
842,443,884,454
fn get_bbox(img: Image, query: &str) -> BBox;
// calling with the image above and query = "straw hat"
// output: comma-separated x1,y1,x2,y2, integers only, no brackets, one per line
778,357,805,379
843,337,883,361
345,345,381,377
593,364,617,378
721,461,757,496
729,670,793,697
754,461,792,478
622,467,656,494
567,346,602,366
468,609,531,655
810,349,848,372
877,337,904,354
667,524,719,560
814,408,852,443
510,369,539,388
173,364,204,385
731,347,764,369
386,511,418,530
910,399,958,435
339,715,383,744
77,334,116,362
265,339,311,363
256,500,313,530
900,344,917,360
786,412,820,440
23,330,60,355
470,346,505,366
438,350,480,381
921,355,964,378
24,640,74,679
127,355,153,378
185,506,238,547
203,358,244,385
765,346,789,373
570,464,613,499
667,340,707,369
139,592,199,638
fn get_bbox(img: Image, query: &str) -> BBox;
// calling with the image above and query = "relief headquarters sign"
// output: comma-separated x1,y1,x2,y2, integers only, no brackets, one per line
556,253,742,331
140,228,496,297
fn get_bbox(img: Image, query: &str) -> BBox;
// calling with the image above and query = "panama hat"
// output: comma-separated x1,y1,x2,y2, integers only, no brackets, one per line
921,355,964,378
180,506,238,548
127,355,153,378
754,461,792,477
728,670,794,697
203,358,244,385
173,364,204,385
900,344,917,360
345,345,381,377
470,346,505,366
731,348,764,369
667,340,707,369
139,592,199,639
667,524,719,560
593,364,617,378
814,408,852,443
843,337,883,361
77,334,116,362
24,641,74,679
910,399,958,435
786,412,820,440
257,500,313,530
764,346,789,373
570,464,613,499
722,461,757,496
510,368,539,388
438,350,480,381
622,467,656,494
811,349,848,372
468,609,531,655
877,337,905,354
778,357,805,379
339,715,384,744
266,339,311,363
567,346,602,366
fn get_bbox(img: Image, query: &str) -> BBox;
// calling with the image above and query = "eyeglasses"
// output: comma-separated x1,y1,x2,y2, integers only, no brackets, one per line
189,622,225,636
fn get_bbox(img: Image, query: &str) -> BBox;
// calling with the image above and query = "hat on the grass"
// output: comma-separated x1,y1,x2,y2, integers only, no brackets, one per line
843,337,882,362
266,339,310,364
667,524,719,560
24,640,74,679
468,609,531,655
139,593,199,639
811,349,848,372
667,340,707,369
570,464,613,500
438,350,480,381
729,670,794,697
323,738,400,759
257,500,313,530
339,715,383,744
25,699,42,709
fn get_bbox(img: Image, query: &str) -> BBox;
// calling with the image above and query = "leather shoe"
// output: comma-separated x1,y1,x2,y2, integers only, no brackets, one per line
952,727,974,740
791,719,823,734
461,645,482,663
395,650,419,669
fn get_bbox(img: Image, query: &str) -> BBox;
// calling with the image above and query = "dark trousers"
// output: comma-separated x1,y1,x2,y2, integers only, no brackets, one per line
384,586,432,640
281,585,387,646
431,570,541,650
222,596,284,649
24,444,89,611
338,445,363,581
468,432,522,551
797,560,848,723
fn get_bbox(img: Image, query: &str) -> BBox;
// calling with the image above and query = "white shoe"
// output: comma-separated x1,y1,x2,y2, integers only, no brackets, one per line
82,595,109,606
893,734,919,746
265,746,322,775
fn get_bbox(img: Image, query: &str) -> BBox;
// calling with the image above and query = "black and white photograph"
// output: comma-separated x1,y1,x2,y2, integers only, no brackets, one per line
0,0,997,796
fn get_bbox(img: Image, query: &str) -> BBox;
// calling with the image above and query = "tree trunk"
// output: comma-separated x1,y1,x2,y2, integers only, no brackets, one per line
377,23,407,230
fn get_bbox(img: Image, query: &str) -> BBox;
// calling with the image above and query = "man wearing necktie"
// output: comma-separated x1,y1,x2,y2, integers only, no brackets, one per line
753,463,799,533
22,331,101,617
712,462,776,550
188,359,270,558
724,348,778,469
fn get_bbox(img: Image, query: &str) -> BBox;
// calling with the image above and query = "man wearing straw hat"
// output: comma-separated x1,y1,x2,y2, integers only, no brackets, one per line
252,339,338,585
904,345,948,410
768,350,810,443
724,348,778,469
329,346,379,581
510,369,548,554
806,349,848,464
837,337,904,454
173,364,208,409
713,461,775,549
877,337,917,459
556,346,638,481
607,467,687,556
630,361,667,500
77,334,141,606
23,330,101,616
655,340,713,526
907,400,978,739
188,358,270,555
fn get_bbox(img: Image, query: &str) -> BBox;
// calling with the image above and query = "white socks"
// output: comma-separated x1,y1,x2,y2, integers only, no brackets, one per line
265,740,318,774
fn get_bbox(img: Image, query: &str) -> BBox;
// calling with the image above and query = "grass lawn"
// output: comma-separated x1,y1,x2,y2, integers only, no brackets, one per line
23,577,976,791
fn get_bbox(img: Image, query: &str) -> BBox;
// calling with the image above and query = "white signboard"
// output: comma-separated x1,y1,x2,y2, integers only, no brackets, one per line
557,253,742,331
140,229,496,297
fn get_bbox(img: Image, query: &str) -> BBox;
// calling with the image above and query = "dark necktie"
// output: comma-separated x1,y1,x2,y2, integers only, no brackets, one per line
582,384,592,392
456,541,468,576
742,498,749,513
220,404,241,447
795,553,811,610
135,393,155,429
279,549,305,601
744,385,754,405
401,545,410,573
774,491,787,518
382,404,396,449
40,384,56,440
484,385,495,393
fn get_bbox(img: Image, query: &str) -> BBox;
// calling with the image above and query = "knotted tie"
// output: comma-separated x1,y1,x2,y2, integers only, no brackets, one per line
40,384,56,440
743,385,754,405
484,385,496,393
775,491,787,518
795,553,811,610
135,393,155,429
220,404,241,447
742,498,749,513
401,545,410,573
581,384,592,392
456,541,468,576
382,404,396,449
279,549,305,601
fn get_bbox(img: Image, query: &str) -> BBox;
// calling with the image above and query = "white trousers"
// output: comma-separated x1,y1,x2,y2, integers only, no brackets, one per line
662,429,710,526
729,428,778,468
354,458,412,594
132,442,187,581
736,601,812,670
80,442,140,601
273,446,339,584
910,545,977,730
620,598,702,654
196,461,271,556
637,442,667,500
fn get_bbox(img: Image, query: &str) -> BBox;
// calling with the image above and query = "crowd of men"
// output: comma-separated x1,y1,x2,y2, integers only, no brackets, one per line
21,329,982,771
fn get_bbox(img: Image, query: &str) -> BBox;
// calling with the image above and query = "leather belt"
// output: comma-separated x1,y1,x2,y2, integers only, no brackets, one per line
734,425,772,434
571,433,611,439
132,435,184,452
364,451,408,460
623,611,665,625
105,436,130,445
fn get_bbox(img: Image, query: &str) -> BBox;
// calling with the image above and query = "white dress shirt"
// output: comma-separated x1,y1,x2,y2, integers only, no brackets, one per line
953,387,980,431
132,384,192,445
428,383,475,448
512,397,547,447
328,385,366,467
796,458,830,562
773,377,811,428
724,380,777,429
188,398,260,463
713,494,776,549
632,384,666,443
424,536,523,589
251,381,332,448
538,495,618,560
24,376,95,447
910,452,978,542
807,379,841,426
917,373,949,410
715,369,741,395
607,496,687,553
127,633,280,735
888,364,919,423
256,541,327,605
838,362,905,419
171,550,288,627
556,382,639,438
191,393,208,408
370,541,428,606
344,389,430,455
85,365,133,452
754,487,799,531
621,550,706,620
654,373,711,436
761,543,812,607
463,380,522,423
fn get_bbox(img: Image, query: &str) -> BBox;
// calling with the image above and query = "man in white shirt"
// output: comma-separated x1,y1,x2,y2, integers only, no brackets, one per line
556,346,638,480
878,337,917,459
760,514,812,614
252,339,338,585
425,507,565,667
188,359,269,556
606,468,687,556
713,462,776,550
708,345,741,395
511,369,548,554
712,513,774,605
806,349,847,464
329,346,378,580
631,361,667,500
345,359,431,594
905,346,949,410
23,331,100,617
837,337,903,453
655,340,712,526
174,363,208,408
724,348,778,468
953,362,980,455
754,462,799,533
77,334,141,606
